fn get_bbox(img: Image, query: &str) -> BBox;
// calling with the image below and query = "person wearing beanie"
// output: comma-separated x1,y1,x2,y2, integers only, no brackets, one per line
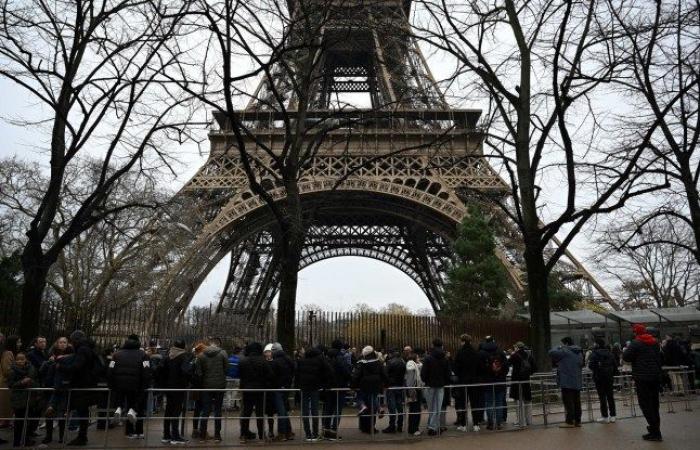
624,324,664,441
108,334,151,439
454,334,483,431
269,342,295,441
238,342,274,443
196,338,228,442
158,339,192,444
351,345,388,434
588,338,618,424
509,341,536,427
549,337,584,428
295,345,333,441
323,340,352,440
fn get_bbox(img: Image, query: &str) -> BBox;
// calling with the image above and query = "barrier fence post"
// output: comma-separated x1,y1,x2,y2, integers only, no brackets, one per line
145,388,152,446
104,389,111,449
541,379,548,426
585,377,593,423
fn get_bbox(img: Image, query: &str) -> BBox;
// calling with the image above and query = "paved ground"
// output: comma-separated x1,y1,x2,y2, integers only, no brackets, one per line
1,397,697,449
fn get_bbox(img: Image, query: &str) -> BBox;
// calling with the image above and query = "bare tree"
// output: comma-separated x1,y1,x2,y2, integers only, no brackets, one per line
0,0,193,341
598,0,700,265
415,0,663,367
595,216,700,309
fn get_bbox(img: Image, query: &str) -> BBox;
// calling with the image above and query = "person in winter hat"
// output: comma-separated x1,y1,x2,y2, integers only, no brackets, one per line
352,345,388,434
549,337,584,428
109,334,152,439
322,340,351,440
420,339,451,435
159,339,192,444
238,342,274,443
624,324,664,441
588,338,618,424
295,345,332,441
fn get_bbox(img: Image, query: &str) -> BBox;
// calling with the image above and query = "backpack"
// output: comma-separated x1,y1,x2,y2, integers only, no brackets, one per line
517,353,532,377
489,355,504,375
596,352,617,379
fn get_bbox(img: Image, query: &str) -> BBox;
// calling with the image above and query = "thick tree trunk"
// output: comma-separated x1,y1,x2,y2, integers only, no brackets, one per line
524,246,552,371
19,241,49,344
680,165,700,266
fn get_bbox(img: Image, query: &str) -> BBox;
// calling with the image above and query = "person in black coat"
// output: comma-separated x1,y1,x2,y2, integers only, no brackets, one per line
238,342,274,443
322,340,351,439
295,346,332,440
420,339,450,435
352,346,388,434
270,342,295,441
453,334,483,430
158,339,191,444
509,342,537,426
383,349,406,433
624,324,664,441
478,336,509,430
108,334,151,438
588,338,618,424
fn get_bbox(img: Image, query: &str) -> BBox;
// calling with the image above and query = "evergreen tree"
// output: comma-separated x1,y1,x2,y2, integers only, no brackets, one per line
443,206,508,317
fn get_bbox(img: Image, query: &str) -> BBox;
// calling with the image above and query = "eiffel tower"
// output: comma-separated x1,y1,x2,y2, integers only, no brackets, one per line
152,0,611,325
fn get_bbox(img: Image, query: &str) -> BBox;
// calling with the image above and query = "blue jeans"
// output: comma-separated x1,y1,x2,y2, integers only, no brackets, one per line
385,389,404,429
483,386,506,426
200,391,224,436
424,387,444,431
322,390,346,431
273,391,291,435
301,391,320,437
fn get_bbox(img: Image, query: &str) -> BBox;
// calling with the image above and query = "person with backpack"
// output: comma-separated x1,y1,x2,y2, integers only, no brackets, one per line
549,336,584,428
623,324,664,441
296,346,332,441
322,340,350,440
454,334,482,431
478,336,509,430
158,339,192,445
588,338,618,424
238,342,274,443
269,342,295,441
352,345,388,435
404,349,423,436
420,339,450,436
108,334,152,439
509,342,537,426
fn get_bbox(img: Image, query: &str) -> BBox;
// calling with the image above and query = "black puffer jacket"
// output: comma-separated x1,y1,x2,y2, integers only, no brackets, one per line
478,342,509,382
295,347,332,391
623,336,663,382
352,353,388,394
588,347,618,382
109,338,151,392
160,347,192,389
420,347,450,388
386,355,406,387
58,338,97,389
239,343,274,389
326,348,352,389
454,343,481,384
271,350,295,389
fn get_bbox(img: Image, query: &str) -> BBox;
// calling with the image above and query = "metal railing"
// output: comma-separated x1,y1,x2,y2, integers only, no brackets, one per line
0,367,695,448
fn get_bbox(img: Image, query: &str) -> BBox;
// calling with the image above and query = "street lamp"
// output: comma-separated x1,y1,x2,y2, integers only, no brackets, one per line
308,310,317,347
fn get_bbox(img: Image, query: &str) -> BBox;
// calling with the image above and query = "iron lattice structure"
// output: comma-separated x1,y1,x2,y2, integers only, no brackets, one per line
151,0,611,323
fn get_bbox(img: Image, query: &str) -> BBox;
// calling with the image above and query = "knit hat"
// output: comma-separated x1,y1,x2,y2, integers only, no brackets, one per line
514,341,525,349
271,342,283,352
632,323,646,335
69,330,85,343
362,345,374,357
264,343,273,353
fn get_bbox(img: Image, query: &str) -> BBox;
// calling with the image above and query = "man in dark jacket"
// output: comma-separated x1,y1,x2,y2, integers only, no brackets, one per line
453,334,482,431
624,324,664,441
479,336,509,430
588,338,618,424
352,346,388,434
549,337,583,428
383,349,406,434
296,346,332,441
270,342,295,441
159,339,191,444
322,340,351,440
108,334,151,439
509,342,537,427
420,339,450,435
238,342,274,443
27,336,47,373
196,339,228,442
58,330,98,446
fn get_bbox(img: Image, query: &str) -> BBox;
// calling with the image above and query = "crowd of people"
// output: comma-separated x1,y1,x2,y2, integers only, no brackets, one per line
0,324,696,447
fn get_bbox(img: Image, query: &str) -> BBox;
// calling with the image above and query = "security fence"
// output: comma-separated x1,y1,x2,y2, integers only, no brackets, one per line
0,367,696,448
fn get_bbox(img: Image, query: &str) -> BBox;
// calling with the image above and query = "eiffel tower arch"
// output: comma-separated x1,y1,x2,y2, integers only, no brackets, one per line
151,0,610,326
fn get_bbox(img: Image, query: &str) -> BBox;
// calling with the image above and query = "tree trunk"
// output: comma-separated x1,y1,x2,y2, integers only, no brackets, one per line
524,246,552,371
19,240,49,344
680,165,700,265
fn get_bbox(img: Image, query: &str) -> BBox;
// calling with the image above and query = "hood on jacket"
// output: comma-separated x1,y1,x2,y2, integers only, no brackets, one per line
593,347,612,357
565,345,583,354
479,341,499,354
430,347,446,359
272,349,288,359
204,345,223,357
122,337,141,350
305,347,322,359
169,346,187,360
245,342,263,356
636,334,657,345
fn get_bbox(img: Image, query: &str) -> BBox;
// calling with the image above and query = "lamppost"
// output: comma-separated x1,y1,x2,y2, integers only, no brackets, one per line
308,310,317,347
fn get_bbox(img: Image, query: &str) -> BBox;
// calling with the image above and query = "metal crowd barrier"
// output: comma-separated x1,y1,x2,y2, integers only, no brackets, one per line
0,368,696,448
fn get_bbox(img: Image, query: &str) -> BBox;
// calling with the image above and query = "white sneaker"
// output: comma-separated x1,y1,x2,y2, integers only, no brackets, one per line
596,417,609,423
113,406,122,418
413,430,422,436
127,408,137,424
609,416,616,423
472,425,480,432
456,426,466,432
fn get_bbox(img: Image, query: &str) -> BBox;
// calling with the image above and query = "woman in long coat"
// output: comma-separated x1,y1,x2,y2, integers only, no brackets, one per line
0,335,22,428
